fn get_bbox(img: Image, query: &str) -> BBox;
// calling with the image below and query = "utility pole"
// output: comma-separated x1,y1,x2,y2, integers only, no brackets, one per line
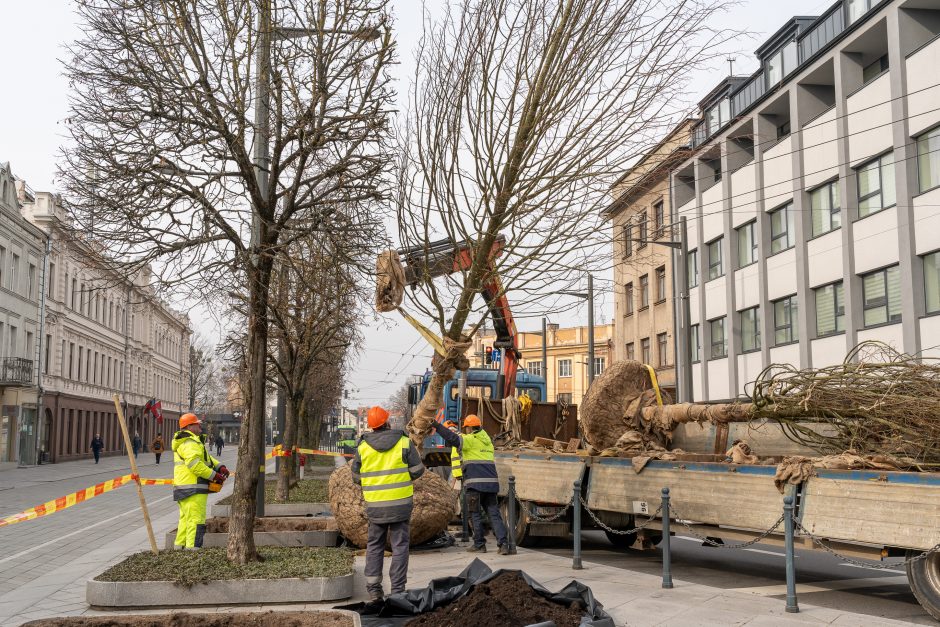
677,216,693,403
541,317,548,387
587,274,595,388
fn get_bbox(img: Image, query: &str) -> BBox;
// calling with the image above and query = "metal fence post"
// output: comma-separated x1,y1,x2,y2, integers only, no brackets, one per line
460,483,470,542
784,495,799,613
572,479,583,570
507,475,518,555
661,487,673,589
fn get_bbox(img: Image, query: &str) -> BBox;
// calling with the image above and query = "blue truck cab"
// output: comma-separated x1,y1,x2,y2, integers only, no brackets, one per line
407,368,547,452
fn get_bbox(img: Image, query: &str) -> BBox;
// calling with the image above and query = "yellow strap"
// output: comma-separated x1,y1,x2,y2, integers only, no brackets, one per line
644,364,664,407
397,307,447,356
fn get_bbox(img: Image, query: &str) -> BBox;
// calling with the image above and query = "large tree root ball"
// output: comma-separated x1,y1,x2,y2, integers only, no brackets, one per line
328,463,456,548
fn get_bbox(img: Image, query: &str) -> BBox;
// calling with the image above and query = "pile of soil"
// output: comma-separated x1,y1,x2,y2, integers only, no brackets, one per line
23,611,352,626
205,516,336,533
405,572,586,627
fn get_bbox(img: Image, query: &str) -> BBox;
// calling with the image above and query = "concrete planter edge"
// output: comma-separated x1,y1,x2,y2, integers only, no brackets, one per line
210,503,332,518
163,528,338,550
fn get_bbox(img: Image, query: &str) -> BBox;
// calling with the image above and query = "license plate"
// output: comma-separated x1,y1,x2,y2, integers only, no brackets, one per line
633,501,649,515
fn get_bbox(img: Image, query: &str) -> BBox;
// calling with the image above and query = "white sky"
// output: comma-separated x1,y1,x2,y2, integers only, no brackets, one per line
0,0,838,407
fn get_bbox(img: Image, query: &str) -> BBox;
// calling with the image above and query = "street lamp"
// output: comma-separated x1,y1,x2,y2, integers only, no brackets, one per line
555,274,596,388
630,216,692,403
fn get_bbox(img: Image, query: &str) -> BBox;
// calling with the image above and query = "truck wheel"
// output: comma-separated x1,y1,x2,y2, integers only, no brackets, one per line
907,550,940,621
500,497,538,547
605,529,637,550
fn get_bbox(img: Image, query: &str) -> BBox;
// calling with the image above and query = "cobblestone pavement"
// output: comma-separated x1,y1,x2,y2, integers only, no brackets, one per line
0,446,245,624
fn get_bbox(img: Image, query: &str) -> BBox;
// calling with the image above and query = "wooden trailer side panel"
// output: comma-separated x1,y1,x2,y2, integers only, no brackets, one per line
494,452,585,505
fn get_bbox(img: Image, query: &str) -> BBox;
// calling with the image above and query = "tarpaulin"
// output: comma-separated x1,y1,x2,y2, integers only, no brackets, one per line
337,558,614,627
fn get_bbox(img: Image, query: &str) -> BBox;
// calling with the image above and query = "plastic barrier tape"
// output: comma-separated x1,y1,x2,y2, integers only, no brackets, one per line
296,447,353,458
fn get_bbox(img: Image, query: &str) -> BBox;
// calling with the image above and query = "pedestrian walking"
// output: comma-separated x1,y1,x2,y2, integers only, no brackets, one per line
90,434,104,464
132,432,142,458
152,433,165,464
433,414,510,554
214,434,224,456
172,414,228,549
352,406,425,602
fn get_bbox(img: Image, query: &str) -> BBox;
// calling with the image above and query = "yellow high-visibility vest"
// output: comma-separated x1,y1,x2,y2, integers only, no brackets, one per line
358,436,414,505
451,446,462,478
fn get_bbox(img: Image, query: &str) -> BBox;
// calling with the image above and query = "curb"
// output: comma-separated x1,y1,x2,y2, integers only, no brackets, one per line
210,503,332,517
86,574,354,607
164,528,338,549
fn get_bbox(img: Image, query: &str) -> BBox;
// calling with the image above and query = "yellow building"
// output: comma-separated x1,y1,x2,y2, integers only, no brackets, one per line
469,323,614,406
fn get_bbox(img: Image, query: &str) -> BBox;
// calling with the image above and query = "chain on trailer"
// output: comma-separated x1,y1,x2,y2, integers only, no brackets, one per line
667,505,786,549
791,518,940,569
578,495,663,536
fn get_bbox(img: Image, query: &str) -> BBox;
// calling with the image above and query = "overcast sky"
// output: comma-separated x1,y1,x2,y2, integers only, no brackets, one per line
0,0,838,408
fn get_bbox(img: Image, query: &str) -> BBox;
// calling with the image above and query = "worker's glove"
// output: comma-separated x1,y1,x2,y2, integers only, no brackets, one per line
217,466,230,480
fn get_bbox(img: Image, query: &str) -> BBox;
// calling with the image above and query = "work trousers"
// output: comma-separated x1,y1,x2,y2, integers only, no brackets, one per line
467,489,507,549
155,453,162,464
174,493,208,548
93,451,100,463
364,520,410,599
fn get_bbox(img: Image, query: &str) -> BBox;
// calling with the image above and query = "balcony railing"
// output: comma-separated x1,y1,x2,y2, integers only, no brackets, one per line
730,73,766,118
798,3,845,64
0,357,33,386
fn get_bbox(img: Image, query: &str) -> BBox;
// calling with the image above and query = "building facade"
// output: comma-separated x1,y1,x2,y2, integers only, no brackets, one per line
0,164,46,467
606,120,694,392
670,0,940,401
470,323,614,406
18,185,191,462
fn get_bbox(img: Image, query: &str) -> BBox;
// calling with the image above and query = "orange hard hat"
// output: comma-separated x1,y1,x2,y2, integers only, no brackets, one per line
368,406,390,429
179,413,201,429
463,415,482,428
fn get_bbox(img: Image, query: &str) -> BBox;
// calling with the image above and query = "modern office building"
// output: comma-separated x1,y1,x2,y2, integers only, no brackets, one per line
606,120,695,393
670,0,940,400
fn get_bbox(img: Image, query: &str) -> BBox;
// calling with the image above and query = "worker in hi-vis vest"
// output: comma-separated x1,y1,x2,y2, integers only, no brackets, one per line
443,420,462,485
351,406,425,602
172,413,228,549
433,414,510,554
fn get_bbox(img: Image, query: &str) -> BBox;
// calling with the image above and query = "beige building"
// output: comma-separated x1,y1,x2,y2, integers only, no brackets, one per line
470,323,614,406
605,120,694,393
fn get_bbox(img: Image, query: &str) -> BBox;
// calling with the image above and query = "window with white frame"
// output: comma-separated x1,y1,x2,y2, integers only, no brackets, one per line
626,342,635,361
688,249,699,289
690,324,700,363
593,357,606,377
641,337,651,364
639,274,649,308
657,332,668,367
737,221,757,267
625,282,634,315
654,201,665,236
770,203,795,254
558,359,572,378
857,152,896,218
707,238,723,280
623,225,633,258
810,181,841,237
815,281,845,336
709,317,727,359
655,266,666,302
862,265,901,327
925,252,940,315
773,295,799,345
637,211,648,249
527,360,543,378
917,125,940,194
740,307,761,353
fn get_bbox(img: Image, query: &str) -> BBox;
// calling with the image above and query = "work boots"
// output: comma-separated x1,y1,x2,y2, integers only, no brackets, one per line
465,544,487,553
497,544,510,555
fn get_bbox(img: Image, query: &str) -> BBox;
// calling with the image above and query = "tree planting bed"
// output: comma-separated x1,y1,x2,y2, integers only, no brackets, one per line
164,516,338,549
23,610,358,627
212,478,331,518
87,548,354,608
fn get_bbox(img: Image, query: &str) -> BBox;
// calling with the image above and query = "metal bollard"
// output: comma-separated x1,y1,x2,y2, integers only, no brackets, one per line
784,495,799,613
572,479,583,570
460,483,470,542
507,476,518,555
661,487,673,589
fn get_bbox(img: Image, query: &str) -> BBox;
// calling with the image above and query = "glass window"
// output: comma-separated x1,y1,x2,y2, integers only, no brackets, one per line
709,318,727,359
623,225,633,258
558,359,572,378
691,324,701,363
766,50,783,88
707,105,720,136
657,333,668,367
917,126,940,193
639,274,649,308
641,337,651,364
654,201,665,234
707,238,724,280
737,221,758,267
770,203,794,254
528,360,543,378
811,181,841,237
719,99,730,128
558,393,573,404
774,295,799,345
638,212,648,248
862,55,888,84
857,152,896,218
626,342,635,361
740,307,761,352
862,265,902,327
926,252,940,315
846,0,869,23
593,357,606,377
656,266,666,302
688,249,699,288
782,41,798,76
815,282,845,336
625,282,634,315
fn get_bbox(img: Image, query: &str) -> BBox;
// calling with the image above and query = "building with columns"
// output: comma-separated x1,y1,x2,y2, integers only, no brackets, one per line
17,184,191,462
670,0,940,400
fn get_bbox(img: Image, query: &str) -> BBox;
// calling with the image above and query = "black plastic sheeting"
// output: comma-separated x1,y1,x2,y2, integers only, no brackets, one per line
336,558,615,627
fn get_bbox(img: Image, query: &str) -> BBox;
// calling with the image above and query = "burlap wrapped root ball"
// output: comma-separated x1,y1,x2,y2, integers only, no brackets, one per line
580,360,665,451
328,463,456,548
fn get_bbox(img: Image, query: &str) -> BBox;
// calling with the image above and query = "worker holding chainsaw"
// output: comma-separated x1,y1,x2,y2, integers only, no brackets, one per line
172,413,228,549
433,414,510,555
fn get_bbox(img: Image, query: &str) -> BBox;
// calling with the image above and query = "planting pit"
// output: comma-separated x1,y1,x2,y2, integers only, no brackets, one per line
165,516,338,549
405,572,586,627
23,610,356,627
216,478,329,506
205,516,335,532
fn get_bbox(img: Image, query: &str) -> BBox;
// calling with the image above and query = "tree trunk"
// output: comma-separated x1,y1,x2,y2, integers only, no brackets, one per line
275,392,298,501
226,258,273,564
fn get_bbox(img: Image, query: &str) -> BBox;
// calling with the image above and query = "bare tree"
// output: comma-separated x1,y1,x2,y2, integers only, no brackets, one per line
393,0,735,437
61,0,395,562
385,383,410,420
188,335,218,410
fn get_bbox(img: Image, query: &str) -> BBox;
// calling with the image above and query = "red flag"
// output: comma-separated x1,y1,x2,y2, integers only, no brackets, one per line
153,400,164,425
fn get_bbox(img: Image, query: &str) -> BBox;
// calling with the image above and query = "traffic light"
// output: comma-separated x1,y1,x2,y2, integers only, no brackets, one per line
485,346,493,365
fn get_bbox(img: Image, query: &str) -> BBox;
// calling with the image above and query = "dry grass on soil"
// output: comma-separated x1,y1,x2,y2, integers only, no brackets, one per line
23,610,353,627
216,478,329,505
95,547,353,586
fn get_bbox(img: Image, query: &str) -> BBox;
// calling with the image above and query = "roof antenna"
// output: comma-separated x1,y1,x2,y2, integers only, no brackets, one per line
727,56,736,76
